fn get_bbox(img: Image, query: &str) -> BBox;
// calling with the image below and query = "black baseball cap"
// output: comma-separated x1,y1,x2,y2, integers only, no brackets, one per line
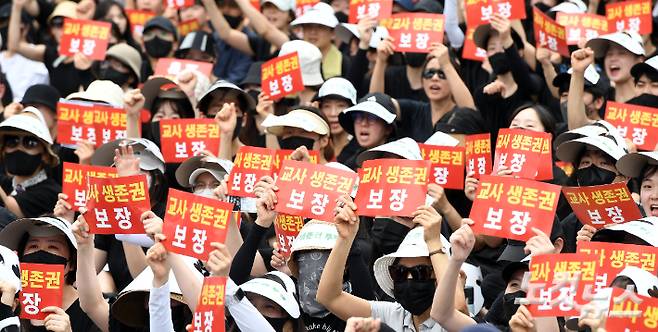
22,84,61,113
144,16,179,40
434,107,486,135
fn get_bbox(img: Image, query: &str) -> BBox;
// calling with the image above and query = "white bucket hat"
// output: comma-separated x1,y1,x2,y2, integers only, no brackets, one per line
290,2,338,28
615,266,658,296
373,226,450,298
550,0,587,13
261,108,330,136
0,245,21,294
175,155,234,188
66,80,125,107
556,135,627,164
0,216,77,250
91,138,165,173
357,137,422,166
594,217,658,247
315,77,357,105
287,220,339,276
240,271,300,318
424,131,461,147
279,40,324,86
616,151,658,178
586,31,645,58
262,0,296,11
0,106,53,145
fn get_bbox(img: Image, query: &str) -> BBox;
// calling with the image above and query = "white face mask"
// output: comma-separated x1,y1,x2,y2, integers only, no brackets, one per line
194,188,216,199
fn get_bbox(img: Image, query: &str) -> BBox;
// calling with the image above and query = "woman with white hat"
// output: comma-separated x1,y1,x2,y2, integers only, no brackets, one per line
314,78,357,157
0,107,61,222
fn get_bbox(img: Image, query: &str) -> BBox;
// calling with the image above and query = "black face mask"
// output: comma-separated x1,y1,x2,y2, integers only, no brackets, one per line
144,37,173,58
4,150,42,176
224,14,242,29
488,52,511,75
22,250,67,266
371,218,411,255
265,316,287,332
405,52,427,68
278,136,315,150
503,290,527,322
393,279,436,315
575,165,617,187
99,65,130,87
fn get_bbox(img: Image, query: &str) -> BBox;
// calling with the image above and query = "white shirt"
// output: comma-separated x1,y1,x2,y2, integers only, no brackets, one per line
0,52,49,102
370,301,447,332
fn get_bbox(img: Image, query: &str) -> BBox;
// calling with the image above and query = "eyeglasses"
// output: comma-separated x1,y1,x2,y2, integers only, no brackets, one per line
353,112,381,123
2,135,41,150
422,69,447,80
388,264,435,282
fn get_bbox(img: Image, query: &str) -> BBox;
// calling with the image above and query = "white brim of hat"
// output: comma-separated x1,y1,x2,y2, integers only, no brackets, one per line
554,123,608,147
290,10,338,28
556,135,626,163
66,80,124,107
0,245,21,294
631,56,658,78
92,138,165,173
317,78,357,105
262,109,329,136
586,32,645,58
550,1,586,13
335,23,359,45
596,217,658,247
357,137,422,166
241,278,300,318
175,155,233,188
0,112,54,145
616,152,658,178
0,217,77,250
262,0,294,11
424,131,460,146
616,266,658,296
338,101,396,136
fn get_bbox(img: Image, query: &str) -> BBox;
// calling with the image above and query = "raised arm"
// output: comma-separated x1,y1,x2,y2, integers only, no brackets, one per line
430,42,475,109
235,0,289,48
145,240,174,332
536,47,559,99
369,36,395,94
567,48,596,130
124,89,145,139
8,0,46,61
201,0,254,56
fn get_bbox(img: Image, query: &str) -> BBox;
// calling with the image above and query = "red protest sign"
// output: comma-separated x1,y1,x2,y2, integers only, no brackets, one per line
59,18,112,60
164,0,194,9
419,144,465,190
354,159,430,217
526,253,600,317
462,27,487,61
250,0,260,10
493,128,551,180
274,214,304,258
556,13,609,45
348,0,393,23
193,276,226,332
85,175,151,234
295,0,320,17
125,9,155,36
465,0,526,27
57,101,128,147
380,13,444,53
607,288,658,332
465,133,492,179
154,58,214,79
178,19,200,37
163,189,233,260
272,149,319,174
469,175,561,241
533,8,569,57
62,162,117,209
227,146,276,197
605,101,658,151
159,119,220,163
606,0,652,34
19,263,64,320
275,160,358,221
261,52,304,101
562,182,641,229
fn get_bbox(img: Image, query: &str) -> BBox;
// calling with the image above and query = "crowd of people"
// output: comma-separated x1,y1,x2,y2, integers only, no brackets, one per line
0,0,656,331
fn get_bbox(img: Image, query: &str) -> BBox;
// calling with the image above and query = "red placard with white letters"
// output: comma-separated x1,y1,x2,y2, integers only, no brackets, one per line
261,52,304,101
607,288,658,331
62,163,118,209
604,101,658,151
380,13,444,53
56,101,128,147
493,128,551,180
562,182,641,229
275,160,358,221
556,12,609,45
418,144,465,190
348,0,393,23
193,276,226,332
464,0,526,27
605,0,652,34
462,27,487,61
19,263,64,320
159,119,220,163
227,146,276,198
154,58,214,79
533,8,569,57
354,159,431,217
85,175,151,234
164,0,194,9
125,9,155,36
465,133,492,179
162,189,234,260
274,214,305,258
59,18,112,60
469,175,561,241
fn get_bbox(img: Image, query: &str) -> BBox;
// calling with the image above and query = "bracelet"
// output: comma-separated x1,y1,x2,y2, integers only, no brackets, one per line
429,248,445,256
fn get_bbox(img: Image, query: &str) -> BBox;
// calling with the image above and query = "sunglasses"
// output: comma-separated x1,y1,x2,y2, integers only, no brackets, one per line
388,264,435,282
422,69,447,80
2,135,40,149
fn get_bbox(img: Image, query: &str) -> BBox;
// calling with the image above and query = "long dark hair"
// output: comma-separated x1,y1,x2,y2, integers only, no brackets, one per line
94,0,139,49
509,103,557,138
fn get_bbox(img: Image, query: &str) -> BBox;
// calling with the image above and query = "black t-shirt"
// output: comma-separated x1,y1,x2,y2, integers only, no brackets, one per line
247,34,297,62
302,313,346,332
336,139,363,171
24,298,100,332
382,66,428,102
44,43,94,97
0,176,60,218
94,235,134,291
397,99,456,142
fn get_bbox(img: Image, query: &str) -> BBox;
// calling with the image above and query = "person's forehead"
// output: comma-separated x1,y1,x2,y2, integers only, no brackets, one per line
27,234,67,245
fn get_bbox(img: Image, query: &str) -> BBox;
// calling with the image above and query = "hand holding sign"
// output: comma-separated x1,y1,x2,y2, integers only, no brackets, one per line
206,242,232,277
42,306,72,332
449,224,476,263
523,227,555,256
490,13,513,47
334,194,359,240
72,213,94,248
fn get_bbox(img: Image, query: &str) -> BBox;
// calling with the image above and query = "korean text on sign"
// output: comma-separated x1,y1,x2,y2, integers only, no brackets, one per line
526,253,600,317
19,263,63,320
178,19,200,37
62,162,117,209
469,175,561,241
59,18,111,60
193,276,226,332
154,58,214,80
348,0,393,23
354,159,431,217
272,149,319,174
163,189,234,260
275,160,358,221
159,119,220,163
295,0,320,17
86,175,150,234
605,0,652,34
555,13,609,45
465,0,526,27
125,9,155,36
607,288,658,332
493,128,552,180
261,52,304,100
274,214,305,258
533,8,569,57
605,101,658,151
227,146,276,198
57,101,128,148
380,13,444,53
562,182,640,229
419,144,465,190
465,133,492,179
164,0,194,9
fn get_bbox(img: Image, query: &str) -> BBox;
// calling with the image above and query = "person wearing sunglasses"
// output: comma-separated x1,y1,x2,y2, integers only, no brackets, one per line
0,107,60,222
